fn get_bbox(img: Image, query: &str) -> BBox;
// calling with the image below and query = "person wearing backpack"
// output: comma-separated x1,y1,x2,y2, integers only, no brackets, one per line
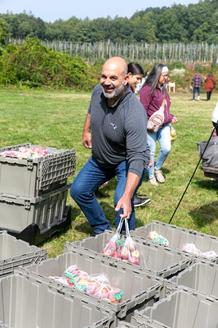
140,64,177,186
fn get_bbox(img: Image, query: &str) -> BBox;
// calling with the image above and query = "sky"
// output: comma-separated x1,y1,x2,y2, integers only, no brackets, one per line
0,0,200,22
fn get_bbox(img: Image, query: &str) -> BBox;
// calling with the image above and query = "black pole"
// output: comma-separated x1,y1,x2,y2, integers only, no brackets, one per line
168,128,215,224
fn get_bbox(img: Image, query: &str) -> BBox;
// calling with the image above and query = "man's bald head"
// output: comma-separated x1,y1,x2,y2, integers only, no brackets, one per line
103,57,128,76
100,57,128,101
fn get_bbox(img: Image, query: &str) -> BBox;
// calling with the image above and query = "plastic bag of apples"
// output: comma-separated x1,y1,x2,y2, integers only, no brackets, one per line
102,218,140,265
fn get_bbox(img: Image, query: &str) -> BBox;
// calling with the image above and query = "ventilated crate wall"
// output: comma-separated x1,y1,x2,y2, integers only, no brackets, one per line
0,143,76,198
0,185,68,233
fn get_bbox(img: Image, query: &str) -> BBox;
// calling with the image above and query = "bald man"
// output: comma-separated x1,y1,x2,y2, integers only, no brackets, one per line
71,56,148,235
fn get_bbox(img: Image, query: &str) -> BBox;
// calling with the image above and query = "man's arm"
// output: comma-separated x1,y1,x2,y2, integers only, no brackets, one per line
115,172,140,219
82,112,92,149
116,98,147,219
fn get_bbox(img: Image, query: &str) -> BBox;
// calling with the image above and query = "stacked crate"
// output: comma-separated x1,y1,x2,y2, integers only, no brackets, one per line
0,143,76,244
0,230,47,276
18,248,163,321
131,288,218,327
64,221,218,327
131,220,218,262
0,270,115,328
64,231,192,279
130,221,218,327
2,219,218,327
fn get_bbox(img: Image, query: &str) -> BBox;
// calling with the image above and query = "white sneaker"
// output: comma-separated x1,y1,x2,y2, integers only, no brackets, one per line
155,169,165,183
149,177,159,186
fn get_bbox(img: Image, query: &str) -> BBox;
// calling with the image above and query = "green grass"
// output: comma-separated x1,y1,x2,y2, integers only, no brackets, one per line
0,86,217,257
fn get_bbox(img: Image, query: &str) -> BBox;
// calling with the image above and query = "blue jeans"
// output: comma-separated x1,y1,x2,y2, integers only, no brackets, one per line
147,124,171,179
70,157,140,235
193,87,200,100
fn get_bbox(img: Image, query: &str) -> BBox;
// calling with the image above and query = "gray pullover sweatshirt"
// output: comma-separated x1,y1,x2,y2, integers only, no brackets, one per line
88,84,148,177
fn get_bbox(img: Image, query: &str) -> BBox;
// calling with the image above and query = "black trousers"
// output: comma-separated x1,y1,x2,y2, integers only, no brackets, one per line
207,91,212,100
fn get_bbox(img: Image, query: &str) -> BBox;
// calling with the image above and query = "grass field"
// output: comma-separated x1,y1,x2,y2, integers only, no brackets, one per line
0,86,217,257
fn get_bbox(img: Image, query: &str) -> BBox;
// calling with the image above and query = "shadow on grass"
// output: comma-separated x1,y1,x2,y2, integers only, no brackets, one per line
73,201,115,234
189,201,218,228
74,221,92,234
71,191,149,233
162,167,170,175
194,178,218,191
70,207,81,220
135,217,146,227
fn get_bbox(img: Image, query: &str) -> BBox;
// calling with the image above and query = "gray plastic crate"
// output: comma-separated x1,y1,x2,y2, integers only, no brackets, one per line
116,323,136,328
116,322,156,328
65,232,192,278
0,271,115,328
0,143,76,198
132,289,218,328
0,230,47,276
170,260,218,299
116,322,151,328
21,248,163,319
132,220,218,262
0,184,69,234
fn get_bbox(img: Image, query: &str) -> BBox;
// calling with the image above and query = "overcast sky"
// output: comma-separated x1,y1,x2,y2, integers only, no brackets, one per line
0,0,200,22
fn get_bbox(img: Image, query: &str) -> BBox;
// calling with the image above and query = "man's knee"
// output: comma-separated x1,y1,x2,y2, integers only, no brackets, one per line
70,179,82,200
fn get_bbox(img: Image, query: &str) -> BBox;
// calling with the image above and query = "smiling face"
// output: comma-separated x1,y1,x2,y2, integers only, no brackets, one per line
128,73,143,92
100,57,128,99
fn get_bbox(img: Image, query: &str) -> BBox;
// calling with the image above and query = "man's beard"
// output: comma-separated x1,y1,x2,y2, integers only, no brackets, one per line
101,83,125,99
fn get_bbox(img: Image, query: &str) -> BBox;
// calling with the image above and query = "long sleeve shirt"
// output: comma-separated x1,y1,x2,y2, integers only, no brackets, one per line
140,84,174,124
88,85,148,177
192,74,202,88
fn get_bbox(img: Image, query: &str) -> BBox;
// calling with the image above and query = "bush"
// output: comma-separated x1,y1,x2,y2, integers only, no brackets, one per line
0,37,97,89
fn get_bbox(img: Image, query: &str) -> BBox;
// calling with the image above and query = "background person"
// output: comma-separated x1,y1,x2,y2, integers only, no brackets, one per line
71,57,148,236
127,62,151,207
192,72,203,101
140,64,177,186
204,73,216,101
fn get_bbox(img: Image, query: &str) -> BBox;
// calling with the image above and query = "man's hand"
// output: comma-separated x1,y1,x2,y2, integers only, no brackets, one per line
82,112,92,148
82,131,92,149
172,116,177,124
115,195,132,219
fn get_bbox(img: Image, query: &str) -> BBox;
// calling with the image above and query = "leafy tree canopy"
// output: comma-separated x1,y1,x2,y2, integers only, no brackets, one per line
0,0,217,43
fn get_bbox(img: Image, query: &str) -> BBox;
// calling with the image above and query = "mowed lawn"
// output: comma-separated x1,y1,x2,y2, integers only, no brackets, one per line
0,87,217,257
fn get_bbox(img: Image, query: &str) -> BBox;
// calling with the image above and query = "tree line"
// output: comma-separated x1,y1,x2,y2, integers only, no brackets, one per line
0,0,217,44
